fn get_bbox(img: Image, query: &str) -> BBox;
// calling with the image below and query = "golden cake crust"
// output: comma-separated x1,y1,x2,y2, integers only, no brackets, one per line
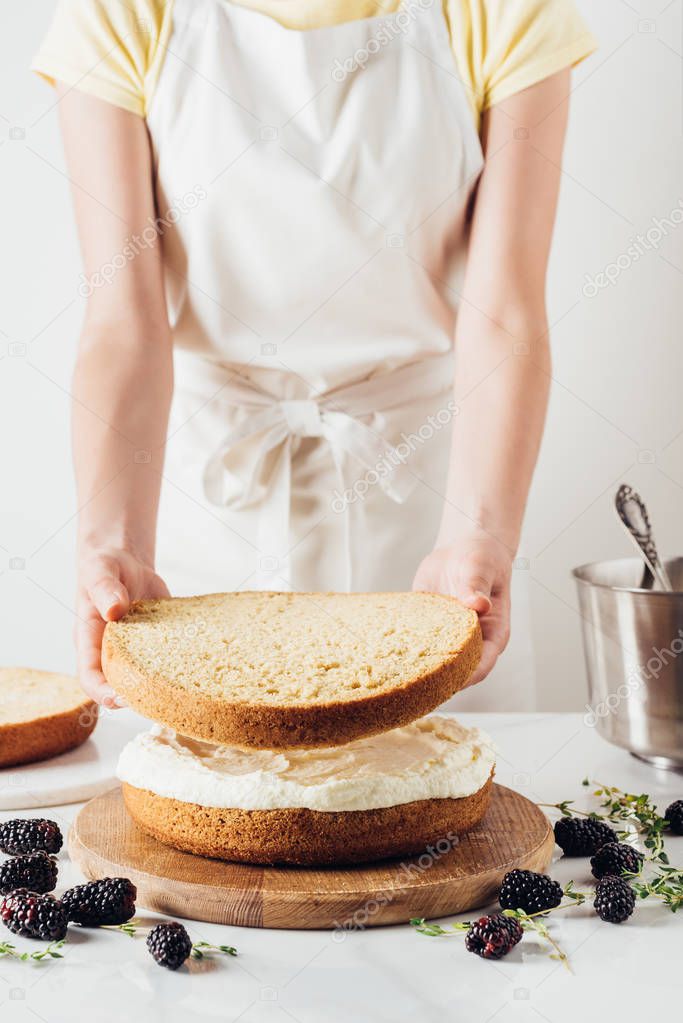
121,774,493,866
103,592,483,750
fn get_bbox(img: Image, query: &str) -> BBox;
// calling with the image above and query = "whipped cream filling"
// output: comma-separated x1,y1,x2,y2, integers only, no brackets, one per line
116,715,495,812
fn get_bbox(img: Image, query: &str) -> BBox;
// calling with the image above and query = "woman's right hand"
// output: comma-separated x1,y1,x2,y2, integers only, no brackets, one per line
77,546,169,706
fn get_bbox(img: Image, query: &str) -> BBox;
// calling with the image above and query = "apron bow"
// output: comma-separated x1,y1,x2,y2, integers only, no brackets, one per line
203,395,416,510
177,351,455,589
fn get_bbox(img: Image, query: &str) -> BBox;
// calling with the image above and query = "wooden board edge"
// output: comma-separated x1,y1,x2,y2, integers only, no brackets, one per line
261,817,555,929
68,825,266,928
68,811,555,931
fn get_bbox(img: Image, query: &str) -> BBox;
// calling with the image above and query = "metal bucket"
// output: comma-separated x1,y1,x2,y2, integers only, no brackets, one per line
573,557,683,769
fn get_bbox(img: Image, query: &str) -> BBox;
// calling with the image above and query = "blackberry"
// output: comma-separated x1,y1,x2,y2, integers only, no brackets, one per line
499,869,563,914
62,877,136,927
147,921,194,970
554,816,617,856
0,819,63,855
593,876,635,923
464,914,523,960
590,842,643,880
0,889,68,941
0,852,58,895
665,800,683,836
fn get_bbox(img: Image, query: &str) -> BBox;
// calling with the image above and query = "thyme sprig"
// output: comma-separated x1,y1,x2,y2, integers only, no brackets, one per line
0,940,65,962
102,920,238,959
409,917,470,936
539,778,669,863
507,910,571,971
191,941,238,960
628,866,683,912
103,921,138,937
410,882,587,971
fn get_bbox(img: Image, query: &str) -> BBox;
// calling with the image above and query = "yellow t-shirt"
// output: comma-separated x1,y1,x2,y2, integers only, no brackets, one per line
32,0,596,125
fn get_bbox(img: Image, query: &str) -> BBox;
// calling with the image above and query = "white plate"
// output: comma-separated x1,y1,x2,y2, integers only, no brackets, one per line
0,709,148,810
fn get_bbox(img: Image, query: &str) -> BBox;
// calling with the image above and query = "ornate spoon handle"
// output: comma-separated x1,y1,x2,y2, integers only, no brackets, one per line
615,484,673,591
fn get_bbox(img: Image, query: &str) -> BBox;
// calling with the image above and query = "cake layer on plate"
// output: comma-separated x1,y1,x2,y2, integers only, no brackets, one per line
103,591,482,749
0,668,96,769
117,715,495,865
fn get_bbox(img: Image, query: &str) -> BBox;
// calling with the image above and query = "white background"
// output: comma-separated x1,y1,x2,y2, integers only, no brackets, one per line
1,1,682,710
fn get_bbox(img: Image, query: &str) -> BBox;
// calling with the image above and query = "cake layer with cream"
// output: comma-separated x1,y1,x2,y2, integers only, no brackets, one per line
117,715,495,813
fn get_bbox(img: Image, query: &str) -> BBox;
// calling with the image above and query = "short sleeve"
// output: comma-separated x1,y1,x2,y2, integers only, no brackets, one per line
31,0,173,117
448,0,597,122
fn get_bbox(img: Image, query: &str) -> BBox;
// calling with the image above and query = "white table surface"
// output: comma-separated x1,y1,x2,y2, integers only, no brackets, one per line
1,712,681,1022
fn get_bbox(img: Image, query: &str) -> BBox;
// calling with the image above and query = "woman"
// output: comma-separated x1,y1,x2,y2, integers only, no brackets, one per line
33,0,596,708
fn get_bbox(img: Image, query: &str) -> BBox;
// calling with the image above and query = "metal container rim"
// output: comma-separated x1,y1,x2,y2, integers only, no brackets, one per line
572,558,683,596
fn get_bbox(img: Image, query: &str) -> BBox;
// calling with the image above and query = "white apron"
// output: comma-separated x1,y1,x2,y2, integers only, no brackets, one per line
148,0,536,709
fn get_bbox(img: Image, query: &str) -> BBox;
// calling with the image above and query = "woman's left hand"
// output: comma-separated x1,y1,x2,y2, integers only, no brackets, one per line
412,532,512,686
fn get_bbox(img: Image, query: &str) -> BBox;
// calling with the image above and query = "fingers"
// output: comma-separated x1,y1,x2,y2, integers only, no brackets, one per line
413,553,494,608
412,543,511,686
76,552,166,707
455,552,497,613
88,576,130,621
77,550,132,705
466,596,511,686
75,605,123,707
462,590,493,615
465,639,499,687
412,565,433,593
148,573,171,599
80,553,131,621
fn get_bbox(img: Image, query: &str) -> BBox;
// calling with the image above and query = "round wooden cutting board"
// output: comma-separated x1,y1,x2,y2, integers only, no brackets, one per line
69,784,554,930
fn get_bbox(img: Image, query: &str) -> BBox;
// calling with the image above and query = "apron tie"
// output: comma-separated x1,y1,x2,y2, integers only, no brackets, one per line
179,351,455,590
202,394,417,590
